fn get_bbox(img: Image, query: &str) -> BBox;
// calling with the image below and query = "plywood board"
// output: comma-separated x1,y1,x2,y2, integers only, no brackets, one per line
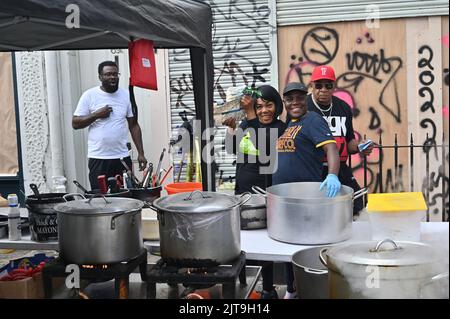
0,53,19,175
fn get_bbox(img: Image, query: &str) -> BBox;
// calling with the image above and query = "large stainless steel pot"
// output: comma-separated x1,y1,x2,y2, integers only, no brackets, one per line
253,183,367,244
319,239,447,299
151,191,251,264
55,195,144,264
239,193,266,230
292,247,329,299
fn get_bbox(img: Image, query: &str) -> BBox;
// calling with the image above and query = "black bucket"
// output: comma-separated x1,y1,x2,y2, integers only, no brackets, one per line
26,192,67,242
129,186,162,207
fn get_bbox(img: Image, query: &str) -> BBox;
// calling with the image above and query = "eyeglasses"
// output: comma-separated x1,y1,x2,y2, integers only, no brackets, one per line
284,95,307,103
242,87,262,98
314,82,334,90
101,72,121,78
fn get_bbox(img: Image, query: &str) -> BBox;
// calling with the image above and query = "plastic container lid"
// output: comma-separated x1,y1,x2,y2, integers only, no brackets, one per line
367,192,427,213
7,194,18,207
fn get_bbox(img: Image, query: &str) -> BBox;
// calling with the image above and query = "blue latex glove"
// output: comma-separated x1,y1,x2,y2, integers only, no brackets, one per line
319,174,341,197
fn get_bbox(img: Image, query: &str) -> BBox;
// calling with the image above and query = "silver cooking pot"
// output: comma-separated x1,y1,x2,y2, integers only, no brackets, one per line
55,195,144,264
253,182,367,244
319,239,447,299
151,191,251,264
238,192,267,230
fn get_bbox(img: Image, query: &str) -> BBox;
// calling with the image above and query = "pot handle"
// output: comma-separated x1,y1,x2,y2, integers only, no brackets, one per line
110,209,140,230
63,193,86,202
319,248,329,267
304,267,328,275
251,186,267,197
353,188,368,201
370,238,400,252
237,193,252,206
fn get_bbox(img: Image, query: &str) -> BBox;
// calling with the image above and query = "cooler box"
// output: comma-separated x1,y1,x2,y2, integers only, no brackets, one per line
367,192,427,241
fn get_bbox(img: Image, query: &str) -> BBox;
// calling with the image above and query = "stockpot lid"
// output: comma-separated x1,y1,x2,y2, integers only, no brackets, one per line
153,191,247,213
54,197,144,216
325,239,441,267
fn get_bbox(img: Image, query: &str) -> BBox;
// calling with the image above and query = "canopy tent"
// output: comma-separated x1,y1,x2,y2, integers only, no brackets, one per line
0,0,216,190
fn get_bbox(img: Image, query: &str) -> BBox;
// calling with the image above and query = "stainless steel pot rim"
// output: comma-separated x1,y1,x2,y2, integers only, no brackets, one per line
324,240,442,267
54,197,144,215
266,182,354,201
153,191,246,214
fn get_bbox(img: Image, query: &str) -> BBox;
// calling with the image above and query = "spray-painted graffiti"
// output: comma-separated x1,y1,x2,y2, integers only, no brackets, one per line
301,27,339,65
284,25,424,197
417,44,448,218
170,0,274,118
337,49,403,123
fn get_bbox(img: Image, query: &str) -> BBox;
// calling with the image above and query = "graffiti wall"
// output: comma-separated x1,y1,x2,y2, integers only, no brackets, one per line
278,16,448,220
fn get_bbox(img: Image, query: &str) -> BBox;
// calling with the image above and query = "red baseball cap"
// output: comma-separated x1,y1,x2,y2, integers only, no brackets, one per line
310,65,336,82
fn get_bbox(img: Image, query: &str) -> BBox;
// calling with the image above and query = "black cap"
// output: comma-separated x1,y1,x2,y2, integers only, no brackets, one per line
283,82,308,96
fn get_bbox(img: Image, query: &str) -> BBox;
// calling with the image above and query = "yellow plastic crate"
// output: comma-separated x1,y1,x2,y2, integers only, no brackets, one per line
367,192,427,213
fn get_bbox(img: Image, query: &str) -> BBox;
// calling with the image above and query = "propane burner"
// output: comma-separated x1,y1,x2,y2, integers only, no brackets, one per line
42,249,148,299
146,251,247,299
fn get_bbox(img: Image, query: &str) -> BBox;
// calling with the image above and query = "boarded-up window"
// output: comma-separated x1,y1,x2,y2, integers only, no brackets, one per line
0,53,19,175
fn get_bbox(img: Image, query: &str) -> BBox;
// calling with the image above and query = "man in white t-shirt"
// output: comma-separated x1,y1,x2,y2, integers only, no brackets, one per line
72,61,147,190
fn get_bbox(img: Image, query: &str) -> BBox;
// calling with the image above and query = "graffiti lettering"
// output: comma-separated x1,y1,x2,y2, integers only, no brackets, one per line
338,49,403,123
418,87,435,113
368,106,381,129
301,27,339,65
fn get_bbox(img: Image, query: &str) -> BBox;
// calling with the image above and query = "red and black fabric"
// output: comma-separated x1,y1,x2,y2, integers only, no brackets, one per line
307,95,356,163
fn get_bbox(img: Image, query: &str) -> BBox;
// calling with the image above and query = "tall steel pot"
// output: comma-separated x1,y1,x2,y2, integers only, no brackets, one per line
151,191,251,264
253,182,367,244
55,195,144,264
319,239,447,299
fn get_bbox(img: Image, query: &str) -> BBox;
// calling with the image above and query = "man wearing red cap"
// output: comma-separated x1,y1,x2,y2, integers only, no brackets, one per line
307,65,373,216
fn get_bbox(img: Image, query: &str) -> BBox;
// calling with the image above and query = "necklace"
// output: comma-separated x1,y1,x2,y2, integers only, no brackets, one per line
312,95,333,117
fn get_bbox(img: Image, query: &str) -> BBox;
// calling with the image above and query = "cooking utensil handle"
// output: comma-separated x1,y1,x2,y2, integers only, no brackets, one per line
319,248,329,267
304,267,328,275
353,188,368,200
238,193,252,206
63,193,86,202
371,238,399,252
251,186,267,196
185,190,209,201
29,183,40,197
86,193,111,204
72,180,89,194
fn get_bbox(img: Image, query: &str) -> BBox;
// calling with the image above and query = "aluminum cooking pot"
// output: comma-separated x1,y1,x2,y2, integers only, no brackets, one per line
238,192,267,230
55,195,144,264
319,239,447,299
253,183,367,244
151,191,251,264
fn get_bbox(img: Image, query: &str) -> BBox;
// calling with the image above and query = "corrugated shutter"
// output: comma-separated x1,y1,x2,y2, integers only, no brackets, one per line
277,0,449,26
168,0,273,185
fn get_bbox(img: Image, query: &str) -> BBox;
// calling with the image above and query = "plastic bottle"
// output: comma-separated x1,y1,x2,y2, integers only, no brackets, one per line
7,194,21,241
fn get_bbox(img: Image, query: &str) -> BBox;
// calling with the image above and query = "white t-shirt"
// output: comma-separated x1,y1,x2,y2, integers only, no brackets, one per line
73,86,134,159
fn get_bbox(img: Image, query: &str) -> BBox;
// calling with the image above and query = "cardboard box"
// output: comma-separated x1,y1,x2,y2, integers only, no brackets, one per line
0,272,44,299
